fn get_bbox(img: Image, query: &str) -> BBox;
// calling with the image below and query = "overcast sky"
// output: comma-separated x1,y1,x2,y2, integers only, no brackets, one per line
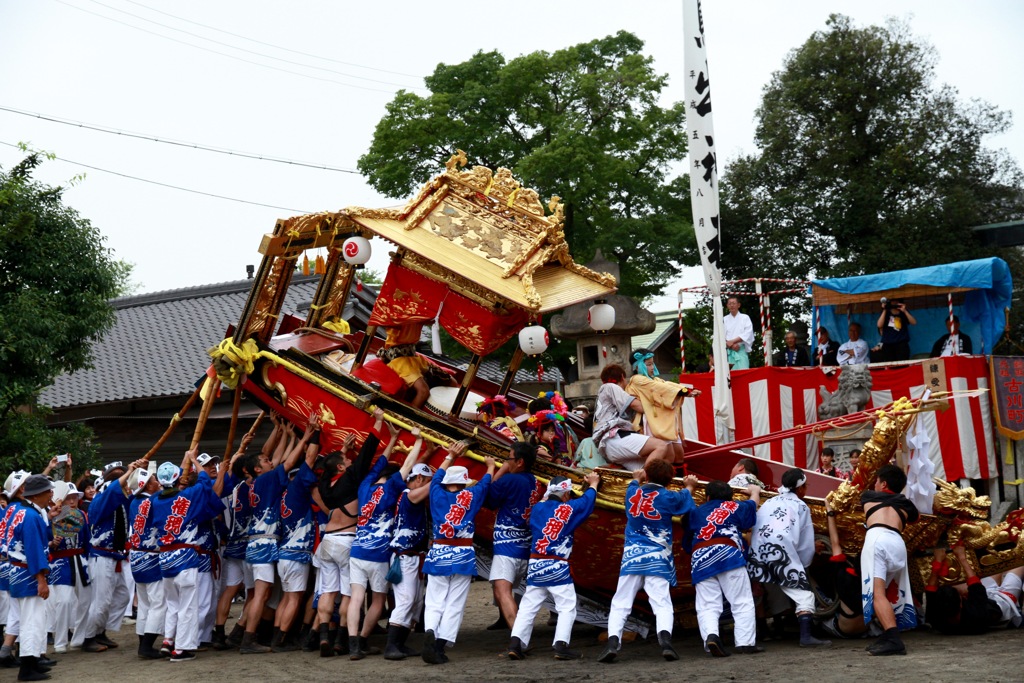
2,0,1021,313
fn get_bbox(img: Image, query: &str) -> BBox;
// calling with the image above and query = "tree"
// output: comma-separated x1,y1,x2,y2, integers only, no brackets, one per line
721,15,1024,286
0,153,131,471
358,31,697,302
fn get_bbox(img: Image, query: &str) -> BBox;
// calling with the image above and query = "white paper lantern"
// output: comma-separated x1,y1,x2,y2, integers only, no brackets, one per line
588,300,615,333
518,325,549,356
342,236,371,266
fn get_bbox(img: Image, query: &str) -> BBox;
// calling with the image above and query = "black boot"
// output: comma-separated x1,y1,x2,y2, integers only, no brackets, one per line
506,636,525,661
271,627,298,652
94,631,118,649
359,635,380,656
137,633,162,660
396,625,418,657
211,625,229,651
421,630,440,665
435,637,449,664
658,630,678,661
705,633,729,657
239,631,271,654
553,641,581,660
35,656,56,670
318,625,334,658
17,656,49,682
384,625,404,660
597,635,619,663
486,610,509,631
332,626,347,655
867,628,906,656
349,636,365,661
798,614,831,648
225,623,245,648
302,626,319,652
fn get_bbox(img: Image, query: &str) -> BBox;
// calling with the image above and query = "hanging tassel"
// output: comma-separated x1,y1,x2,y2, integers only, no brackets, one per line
314,254,325,275
302,253,310,276
431,320,442,355
537,362,544,382
355,277,363,292
602,345,608,358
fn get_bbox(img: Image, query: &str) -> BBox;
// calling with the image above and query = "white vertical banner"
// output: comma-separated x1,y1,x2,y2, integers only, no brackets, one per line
683,0,733,440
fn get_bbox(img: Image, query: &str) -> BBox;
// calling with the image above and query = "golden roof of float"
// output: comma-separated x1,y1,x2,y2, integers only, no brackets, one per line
265,151,616,314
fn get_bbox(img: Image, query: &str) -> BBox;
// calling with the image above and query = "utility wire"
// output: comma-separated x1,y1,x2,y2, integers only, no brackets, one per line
80,0,427,91
121,0,422,79
0,105,360,174
0,140,312,213
51,0,409,95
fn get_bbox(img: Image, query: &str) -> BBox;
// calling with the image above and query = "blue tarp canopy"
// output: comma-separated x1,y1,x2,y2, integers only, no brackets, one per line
810,257,1012,356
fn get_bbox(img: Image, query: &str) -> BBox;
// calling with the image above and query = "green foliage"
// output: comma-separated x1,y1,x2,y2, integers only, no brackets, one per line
720,15,1024,290
0,410,101,476
358,31,697,302
0,153,130,465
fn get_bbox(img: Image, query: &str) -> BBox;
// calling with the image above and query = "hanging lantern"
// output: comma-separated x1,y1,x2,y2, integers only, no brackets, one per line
342,236,371,267
518,325,549,356
588,299,615,334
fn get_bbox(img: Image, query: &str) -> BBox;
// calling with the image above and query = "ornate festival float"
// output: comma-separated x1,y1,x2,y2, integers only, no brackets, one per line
167,147,1024,631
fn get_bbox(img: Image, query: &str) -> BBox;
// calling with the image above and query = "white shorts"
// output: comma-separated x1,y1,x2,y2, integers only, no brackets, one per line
350,557,389,594
317,533,354,596
489,555,528,586
223,557,254,590
278,559,310,593
252,562,276,585
601,432,649,471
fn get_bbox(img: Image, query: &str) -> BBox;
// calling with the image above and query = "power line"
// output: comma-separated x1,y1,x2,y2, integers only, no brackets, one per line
121,0,422,79
0,105,361,174
0,140,312,213
50,0,410,95
80,0,427,91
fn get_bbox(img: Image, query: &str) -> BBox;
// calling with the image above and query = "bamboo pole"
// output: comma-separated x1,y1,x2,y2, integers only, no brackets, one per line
189,376,223,452
222,386,244,459
143,383,203,461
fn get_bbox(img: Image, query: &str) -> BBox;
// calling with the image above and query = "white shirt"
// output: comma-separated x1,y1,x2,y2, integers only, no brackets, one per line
837,339,870,365
723,312,754,353
940,334,963,357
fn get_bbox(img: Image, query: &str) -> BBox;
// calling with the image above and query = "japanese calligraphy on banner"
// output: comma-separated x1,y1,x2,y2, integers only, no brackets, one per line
922,358,948,396
684,0,731,437
991,356,1024,440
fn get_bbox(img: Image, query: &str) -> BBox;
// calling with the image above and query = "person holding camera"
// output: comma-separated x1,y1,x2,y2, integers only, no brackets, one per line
874,299,916,362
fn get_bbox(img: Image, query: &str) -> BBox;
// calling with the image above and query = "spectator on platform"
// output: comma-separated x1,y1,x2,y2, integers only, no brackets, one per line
815,327,840,367
723,297,754,370
837,323,871,365
773,331,811,367
930,316,974,358
873,300,916,362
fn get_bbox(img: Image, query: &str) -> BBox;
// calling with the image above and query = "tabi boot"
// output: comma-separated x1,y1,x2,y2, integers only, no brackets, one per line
597,635,619,663
332,626,347,656
270,627,298,653
137,633,162,660
239,631,271,654
421,630,442,665
435,637,450,664
384,625,407,660
866,628,906,656
657,630,678,661
17,656,49,682
80,637,108,653
486,611,509,631
396,626,418,657
705,633,729,657
302,626,319,652
317,625,334,657
359,635,380,655
211,625,229,651
734,644,766,654
348,636,365,661
94,631,118,649
225,624,244,648
798,614,831,648
505,636,525,661
553,641,581,660
35,656,56,670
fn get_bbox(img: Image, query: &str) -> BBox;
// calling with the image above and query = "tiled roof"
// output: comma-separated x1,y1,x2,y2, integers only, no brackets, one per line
632,310,680,351
38,276,364,409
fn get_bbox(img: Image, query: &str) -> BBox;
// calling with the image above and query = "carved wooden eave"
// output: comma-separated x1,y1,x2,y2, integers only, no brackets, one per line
340,150,617,314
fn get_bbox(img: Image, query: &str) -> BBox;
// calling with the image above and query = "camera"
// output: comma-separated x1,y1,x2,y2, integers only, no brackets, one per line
56,453,69,463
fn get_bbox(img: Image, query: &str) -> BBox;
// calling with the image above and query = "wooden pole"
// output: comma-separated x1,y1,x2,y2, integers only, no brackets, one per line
222,386,244,459
190,377,223,452
143,383,202,461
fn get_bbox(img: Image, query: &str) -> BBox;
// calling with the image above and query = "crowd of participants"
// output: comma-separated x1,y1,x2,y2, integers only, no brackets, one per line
1,403,1022,681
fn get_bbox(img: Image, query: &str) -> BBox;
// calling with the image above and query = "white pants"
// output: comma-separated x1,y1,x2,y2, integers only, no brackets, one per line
607,574,673,642
511,582,577,648
780,584,816,615
136,580,166,636
15,596,47,657
163,568,200,651
423,574,471,644
389,555,425,628
317,533,354,596
198,570,215,643
122,564,136,616
86,556,131,637
69,581,93,647
46,584,76,651
6,594,19,636
983,573,1023,627
695,566,756,647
